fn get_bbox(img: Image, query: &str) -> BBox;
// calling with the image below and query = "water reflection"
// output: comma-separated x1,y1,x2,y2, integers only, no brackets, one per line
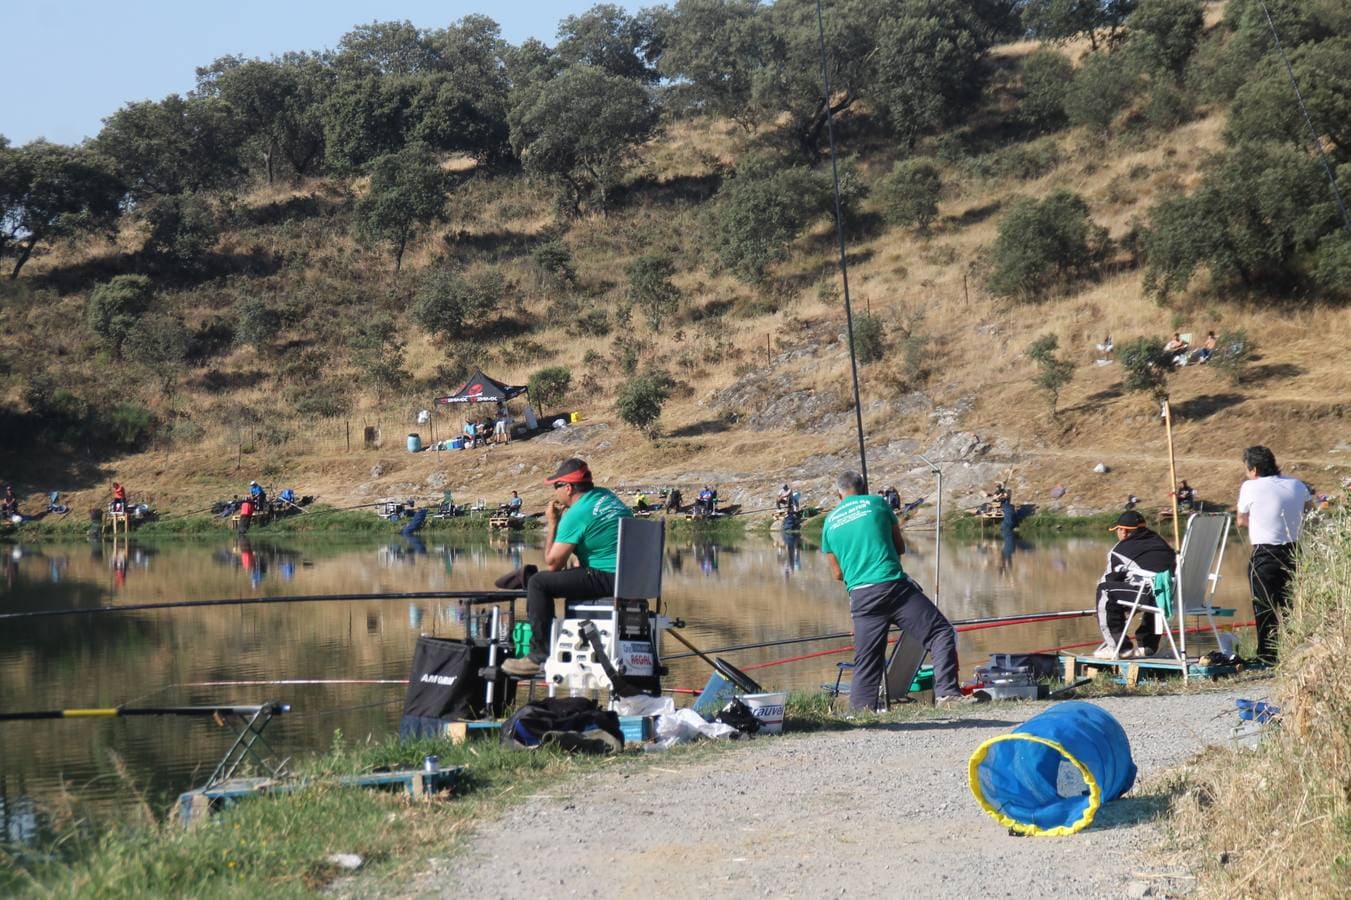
0,531,1255,825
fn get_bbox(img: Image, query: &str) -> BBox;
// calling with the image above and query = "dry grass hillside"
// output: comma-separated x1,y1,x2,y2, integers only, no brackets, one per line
4,26,1348,524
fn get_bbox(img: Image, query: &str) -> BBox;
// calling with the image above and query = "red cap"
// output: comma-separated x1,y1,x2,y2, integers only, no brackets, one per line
545,458,592,485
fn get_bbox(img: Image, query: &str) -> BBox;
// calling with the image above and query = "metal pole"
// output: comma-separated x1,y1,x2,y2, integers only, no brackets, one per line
1162,399,1185,671
917,454,942,606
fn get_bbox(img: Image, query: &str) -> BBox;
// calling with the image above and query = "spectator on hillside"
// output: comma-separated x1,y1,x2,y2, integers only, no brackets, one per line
1175,480,1197,511
1095,335,1113,357
1190,331,1217,365
1164,333,1189,366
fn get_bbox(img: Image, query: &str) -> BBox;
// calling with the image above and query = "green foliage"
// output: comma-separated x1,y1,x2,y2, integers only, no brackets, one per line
1142,144,1340,301
625,254,681,329
1118,336,1171,399
11,377,157,455
567,308,611,338
1313,231,1351,295
711,157,833,283
987,190,1108,299
1020,49,1075,131
1025,334,1076,415
412,269,504,338
1226,37,1351,164
852,314,886,363
658,0,767,127
1126,0,1205,77
1065,51,1138,131
350,314,410,396
1209,328,1256,383
508,64,656,214
531,240,576,292
235,298,281,351
86,275,154,357
878,158,942,233
527,366,572,410
0,140,124,279
615,372,674,438
556,4,664,82
122,314,191,393
1143,82,1192,130
143,193,219,266
94,94,243,199
354,142,449,273
873,1,990,147
1023,0,1137,50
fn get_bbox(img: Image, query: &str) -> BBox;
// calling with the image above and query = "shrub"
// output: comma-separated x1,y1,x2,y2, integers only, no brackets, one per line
711,157,834,283
143,193,219,267
1126,0,1206,78
852,314,886,363
1065,52,1137,132
615,373,673,439
86,275,154,357
123,313,190,392
625,254,681,329
1313,232,1351,296
987,190,1109,299
1020,49,1075,131
527,366,572,411
567,308,611,338
1025,334,1076,415
235,298,281,352
1118,336,1171,399
1209,328,1256,383
531,240,576,292
878,158,942,233
412,270,504,339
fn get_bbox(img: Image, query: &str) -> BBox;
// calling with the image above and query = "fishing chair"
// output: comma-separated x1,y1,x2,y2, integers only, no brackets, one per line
1112,513,1231,674
544,517,667,700
825,630,926,710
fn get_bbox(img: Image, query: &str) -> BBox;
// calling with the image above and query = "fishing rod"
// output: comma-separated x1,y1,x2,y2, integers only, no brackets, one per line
0,703,289,723
0,589,526,622
661,608,1096,662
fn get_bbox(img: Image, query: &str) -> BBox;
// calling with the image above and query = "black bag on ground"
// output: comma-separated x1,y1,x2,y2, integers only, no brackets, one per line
715,698,761,735
401,636,512,731
500,697,625,754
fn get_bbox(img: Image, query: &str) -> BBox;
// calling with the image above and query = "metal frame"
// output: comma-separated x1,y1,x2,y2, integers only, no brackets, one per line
203,703,290,787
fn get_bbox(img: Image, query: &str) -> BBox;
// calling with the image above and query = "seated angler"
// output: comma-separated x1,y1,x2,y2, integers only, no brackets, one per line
501,458,632,678
1093,511,1177,659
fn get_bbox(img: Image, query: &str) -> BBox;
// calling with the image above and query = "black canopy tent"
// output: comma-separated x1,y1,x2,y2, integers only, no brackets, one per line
434,369,528,405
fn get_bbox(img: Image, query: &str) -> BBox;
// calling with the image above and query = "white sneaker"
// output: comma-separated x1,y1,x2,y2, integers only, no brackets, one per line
1123,647,1153,659
1091,644,1121,660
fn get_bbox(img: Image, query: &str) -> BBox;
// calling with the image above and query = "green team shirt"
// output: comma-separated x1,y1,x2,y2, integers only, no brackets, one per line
820,493,907,591
554,487,632,573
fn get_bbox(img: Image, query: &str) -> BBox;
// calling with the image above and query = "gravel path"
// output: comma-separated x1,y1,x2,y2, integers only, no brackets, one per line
408,692,1247,899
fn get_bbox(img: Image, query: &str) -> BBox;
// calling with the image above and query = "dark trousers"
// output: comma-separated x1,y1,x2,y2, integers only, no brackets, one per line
849,579,959,709
1249,543,1295,663
525,567,616,660
1096,581,1161,653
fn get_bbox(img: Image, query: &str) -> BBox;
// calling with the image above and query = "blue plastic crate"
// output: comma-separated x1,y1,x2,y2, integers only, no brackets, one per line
618,715,654,744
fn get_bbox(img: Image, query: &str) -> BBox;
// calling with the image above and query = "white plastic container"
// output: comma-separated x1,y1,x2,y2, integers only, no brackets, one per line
739,692,787,735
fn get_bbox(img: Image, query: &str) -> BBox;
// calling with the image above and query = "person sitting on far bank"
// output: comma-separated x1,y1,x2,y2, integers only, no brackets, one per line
1190,331,1217,365
1237,445,1312,664
1096,334,1114,357
1093,511,1177,660
502,458,632,678
777,483,793,511
508,490,523,516
1164,332,1189,366
821,471,968,709
249,480,267,507
1,485,18,519
1175,480,1197,511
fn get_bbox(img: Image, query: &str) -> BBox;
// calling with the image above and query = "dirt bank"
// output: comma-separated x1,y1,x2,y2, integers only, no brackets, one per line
401,690,1254,898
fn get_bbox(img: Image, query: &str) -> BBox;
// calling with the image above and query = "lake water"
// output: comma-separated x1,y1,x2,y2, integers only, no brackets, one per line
0,530,1256,834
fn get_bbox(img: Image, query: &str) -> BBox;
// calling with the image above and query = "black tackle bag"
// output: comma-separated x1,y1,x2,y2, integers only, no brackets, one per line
401,636,512,736
500,697,624,754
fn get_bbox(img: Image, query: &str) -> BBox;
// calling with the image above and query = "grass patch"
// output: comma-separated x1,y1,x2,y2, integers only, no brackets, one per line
946,509,1120,537
664,515,746,540
1163,503,1351,895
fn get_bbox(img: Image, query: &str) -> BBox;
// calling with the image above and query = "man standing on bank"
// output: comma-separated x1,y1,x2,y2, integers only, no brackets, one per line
1236,446,1312,663
821,470,966,709
502,458,632,678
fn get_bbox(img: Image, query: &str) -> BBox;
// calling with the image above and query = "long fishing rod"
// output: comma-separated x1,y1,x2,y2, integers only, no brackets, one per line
0,703,289,723
661,607,1096,662
0,589,526,622
815,0,869,489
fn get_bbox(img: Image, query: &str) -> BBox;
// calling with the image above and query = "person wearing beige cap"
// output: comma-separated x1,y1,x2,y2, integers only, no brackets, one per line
501,458,632,678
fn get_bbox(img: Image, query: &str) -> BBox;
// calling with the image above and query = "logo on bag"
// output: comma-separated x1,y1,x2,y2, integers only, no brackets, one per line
752,705,784,719
420,673,458,686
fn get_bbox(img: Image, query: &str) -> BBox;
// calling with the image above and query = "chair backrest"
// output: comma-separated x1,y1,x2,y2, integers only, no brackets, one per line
1176,512,1229,608
884,631,926,704
614,517,664,601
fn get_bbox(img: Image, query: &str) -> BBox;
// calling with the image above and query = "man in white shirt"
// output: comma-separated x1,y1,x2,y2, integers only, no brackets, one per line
1236,446,1312,663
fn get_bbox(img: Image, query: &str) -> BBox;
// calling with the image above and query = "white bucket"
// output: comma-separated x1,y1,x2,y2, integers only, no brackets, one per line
740,692,787,735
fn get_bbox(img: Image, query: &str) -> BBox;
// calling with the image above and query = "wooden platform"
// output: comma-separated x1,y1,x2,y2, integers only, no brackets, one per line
177,767,463,826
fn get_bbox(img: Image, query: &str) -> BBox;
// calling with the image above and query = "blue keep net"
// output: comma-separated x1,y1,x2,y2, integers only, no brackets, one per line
968,701,1137,836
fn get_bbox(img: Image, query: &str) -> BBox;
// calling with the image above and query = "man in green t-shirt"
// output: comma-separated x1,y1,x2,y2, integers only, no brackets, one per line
502,458,632,677
822,471,964,709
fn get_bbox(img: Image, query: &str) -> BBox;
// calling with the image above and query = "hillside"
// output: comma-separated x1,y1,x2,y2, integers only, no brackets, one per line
2,0,1348,525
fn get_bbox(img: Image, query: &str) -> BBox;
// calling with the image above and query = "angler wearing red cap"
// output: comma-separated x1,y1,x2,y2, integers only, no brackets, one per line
1093,510,1177,660
501,458,632,678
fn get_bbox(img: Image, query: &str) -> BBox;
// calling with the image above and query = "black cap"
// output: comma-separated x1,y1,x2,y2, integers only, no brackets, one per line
1110,510,1147,529
544,458,592,485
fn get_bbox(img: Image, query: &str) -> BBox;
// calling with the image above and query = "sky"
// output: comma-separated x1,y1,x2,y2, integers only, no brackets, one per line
4,0,642,147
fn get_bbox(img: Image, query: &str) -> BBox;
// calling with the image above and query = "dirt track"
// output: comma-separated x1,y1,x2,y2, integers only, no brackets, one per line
405,690,1252,898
